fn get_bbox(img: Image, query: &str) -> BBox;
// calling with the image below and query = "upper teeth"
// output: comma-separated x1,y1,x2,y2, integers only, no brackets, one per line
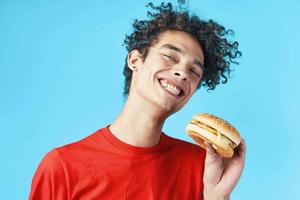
161,81,181,96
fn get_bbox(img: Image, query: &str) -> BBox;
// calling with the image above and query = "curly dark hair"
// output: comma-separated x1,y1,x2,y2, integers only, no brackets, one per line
122,2,241,97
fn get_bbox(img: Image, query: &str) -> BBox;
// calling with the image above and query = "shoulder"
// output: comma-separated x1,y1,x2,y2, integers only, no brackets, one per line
40,127,107,170
35,137,91,174
55,128,103,161
36,148,65,173
34,128,105,178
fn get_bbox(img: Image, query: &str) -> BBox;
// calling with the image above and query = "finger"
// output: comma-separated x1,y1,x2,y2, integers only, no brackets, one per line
236,138,246,158
220,139,246,190
204,141,217,154
204,141,223,185
204,141,218,166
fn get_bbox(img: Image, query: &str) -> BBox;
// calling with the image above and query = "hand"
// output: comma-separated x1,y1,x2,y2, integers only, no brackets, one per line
203,138,246,200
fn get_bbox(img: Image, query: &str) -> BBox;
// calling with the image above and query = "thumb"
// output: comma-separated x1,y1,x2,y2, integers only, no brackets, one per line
204,141,218,166
204,141,223,185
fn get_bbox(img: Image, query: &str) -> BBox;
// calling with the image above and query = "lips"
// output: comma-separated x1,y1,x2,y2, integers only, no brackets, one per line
157,78,186,97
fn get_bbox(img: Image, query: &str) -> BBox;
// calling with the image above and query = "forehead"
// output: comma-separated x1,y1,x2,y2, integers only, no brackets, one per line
153,30,204,63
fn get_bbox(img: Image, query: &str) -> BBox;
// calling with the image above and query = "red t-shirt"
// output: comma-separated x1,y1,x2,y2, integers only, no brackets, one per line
29,125,206,200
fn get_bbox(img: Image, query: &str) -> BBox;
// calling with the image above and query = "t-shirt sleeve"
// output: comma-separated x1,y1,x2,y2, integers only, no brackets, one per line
29,149,69,200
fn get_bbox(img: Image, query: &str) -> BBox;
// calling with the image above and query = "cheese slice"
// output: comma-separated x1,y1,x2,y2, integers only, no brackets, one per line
218,133,231,145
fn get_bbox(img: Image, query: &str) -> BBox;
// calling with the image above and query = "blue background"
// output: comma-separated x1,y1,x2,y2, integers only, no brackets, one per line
1,0,299,199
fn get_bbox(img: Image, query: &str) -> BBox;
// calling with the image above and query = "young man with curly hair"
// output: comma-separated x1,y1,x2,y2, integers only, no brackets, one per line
29,2,246,200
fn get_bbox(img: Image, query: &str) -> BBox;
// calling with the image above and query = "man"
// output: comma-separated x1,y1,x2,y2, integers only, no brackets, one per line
29,2,246,200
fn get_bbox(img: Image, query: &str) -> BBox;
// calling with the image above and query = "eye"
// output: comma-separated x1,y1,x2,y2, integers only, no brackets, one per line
190,68,201,78
162,54,177,63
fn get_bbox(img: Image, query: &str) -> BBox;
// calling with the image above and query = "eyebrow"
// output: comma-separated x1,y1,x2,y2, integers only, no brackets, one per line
159,44,205,71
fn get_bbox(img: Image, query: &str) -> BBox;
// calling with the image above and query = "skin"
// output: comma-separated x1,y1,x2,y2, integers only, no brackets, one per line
204,140,246,200
110,30,246,199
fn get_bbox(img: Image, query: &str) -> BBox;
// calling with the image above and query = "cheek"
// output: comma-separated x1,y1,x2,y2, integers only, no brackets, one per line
190,80,199,92
142,60,163,79
147,54,166,68
135,66,155,87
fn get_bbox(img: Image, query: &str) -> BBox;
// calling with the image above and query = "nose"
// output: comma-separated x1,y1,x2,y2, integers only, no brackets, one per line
173,70,187,81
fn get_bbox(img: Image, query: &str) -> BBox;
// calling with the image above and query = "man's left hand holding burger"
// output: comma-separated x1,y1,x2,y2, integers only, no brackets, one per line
203,139,246,200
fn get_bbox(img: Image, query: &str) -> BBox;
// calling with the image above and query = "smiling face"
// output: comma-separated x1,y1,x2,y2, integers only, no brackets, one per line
127,30,205,115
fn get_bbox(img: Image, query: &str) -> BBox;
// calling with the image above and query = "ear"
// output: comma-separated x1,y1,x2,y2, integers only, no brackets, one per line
127,50,142,71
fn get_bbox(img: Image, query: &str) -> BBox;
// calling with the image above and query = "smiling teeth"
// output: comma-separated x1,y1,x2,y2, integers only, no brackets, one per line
161,81,181,96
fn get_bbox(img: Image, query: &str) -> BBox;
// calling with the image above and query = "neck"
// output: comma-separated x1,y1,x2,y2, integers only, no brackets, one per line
109,92,169,147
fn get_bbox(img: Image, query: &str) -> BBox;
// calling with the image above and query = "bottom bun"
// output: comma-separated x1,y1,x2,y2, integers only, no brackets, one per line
186,123,234,158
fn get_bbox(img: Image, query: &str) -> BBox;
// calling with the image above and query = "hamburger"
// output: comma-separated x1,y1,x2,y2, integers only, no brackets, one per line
186,113,241,158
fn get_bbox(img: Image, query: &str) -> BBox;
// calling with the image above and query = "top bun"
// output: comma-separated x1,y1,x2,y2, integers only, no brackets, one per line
193,113,241,146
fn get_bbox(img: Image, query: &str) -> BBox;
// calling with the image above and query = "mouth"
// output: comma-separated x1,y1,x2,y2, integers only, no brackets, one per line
157,78,186,97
